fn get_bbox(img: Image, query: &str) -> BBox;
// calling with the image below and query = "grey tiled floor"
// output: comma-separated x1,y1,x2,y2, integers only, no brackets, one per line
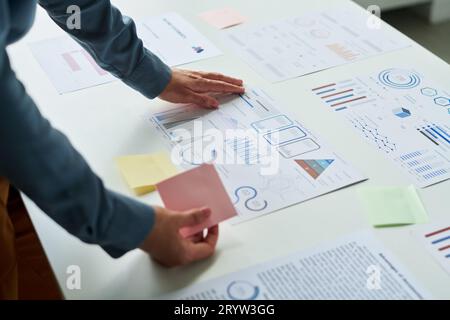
383,9,450,63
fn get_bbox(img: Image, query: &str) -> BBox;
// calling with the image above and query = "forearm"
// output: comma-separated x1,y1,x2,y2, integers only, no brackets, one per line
0,49,154,258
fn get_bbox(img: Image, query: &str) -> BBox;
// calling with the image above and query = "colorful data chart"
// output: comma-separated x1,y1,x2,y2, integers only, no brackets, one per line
425,227,450,257
295,159,334,179
393,107,412,118
311,82,371,112
414,222,450,275
395,150,448,183
311,67,450,187
416,124,450,148
378,69,421,89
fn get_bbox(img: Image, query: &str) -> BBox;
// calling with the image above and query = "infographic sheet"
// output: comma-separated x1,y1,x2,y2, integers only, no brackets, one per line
312,68,450,187
151,88,365,223
29,36,115,94
224,7,411,82
30,12,221,93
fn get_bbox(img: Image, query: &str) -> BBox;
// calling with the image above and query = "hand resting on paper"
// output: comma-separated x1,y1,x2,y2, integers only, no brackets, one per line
158,68,245,109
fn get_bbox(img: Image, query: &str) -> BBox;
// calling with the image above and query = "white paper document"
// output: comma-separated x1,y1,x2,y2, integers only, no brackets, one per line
413,221,450,275
311,67,450,188
150,88,366,223
30,13,221,94
161,231,430,300
224,7,411,82
137,12,222,66
29,36,116,94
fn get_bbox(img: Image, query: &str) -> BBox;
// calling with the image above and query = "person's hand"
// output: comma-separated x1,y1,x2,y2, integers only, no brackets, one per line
139,206,219,267
158,69,245,109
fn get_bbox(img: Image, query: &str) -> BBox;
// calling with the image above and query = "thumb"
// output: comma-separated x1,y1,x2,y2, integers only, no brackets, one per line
176,207,211,228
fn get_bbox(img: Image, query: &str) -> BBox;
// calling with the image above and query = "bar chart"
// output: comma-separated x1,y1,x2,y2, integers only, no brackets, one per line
415,222,450,275
311,81,371,112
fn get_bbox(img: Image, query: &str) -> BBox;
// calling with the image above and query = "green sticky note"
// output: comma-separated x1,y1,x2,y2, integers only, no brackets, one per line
357,185,428,227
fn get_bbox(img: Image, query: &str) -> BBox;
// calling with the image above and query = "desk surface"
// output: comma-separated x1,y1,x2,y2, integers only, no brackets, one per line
8,0,450,299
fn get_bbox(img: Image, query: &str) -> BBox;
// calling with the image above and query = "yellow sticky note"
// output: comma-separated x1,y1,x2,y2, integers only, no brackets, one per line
357,185,429,227
116,152,178,195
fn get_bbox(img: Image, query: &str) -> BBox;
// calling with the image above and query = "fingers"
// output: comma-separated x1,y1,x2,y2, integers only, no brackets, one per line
175,207,211,228
185,91,219,108
192,71,244,87
204,225,219,247
188,78,245,94
188,232,204,243
183,226,219,262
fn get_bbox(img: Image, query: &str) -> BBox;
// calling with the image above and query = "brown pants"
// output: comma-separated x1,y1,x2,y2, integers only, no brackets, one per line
0,177,61,300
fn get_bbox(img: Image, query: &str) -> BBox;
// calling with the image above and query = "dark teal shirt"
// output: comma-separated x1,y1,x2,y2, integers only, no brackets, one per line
0,0,172,257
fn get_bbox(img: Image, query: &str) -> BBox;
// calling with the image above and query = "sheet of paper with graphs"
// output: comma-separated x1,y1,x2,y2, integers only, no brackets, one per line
311,67,450,188
150,88,366,223
223,6,412,82
161,231,430,300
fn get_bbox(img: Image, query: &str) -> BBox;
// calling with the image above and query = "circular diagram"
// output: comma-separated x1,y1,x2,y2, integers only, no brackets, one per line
234,186,268,212
378,69,421,89
226,281,260,300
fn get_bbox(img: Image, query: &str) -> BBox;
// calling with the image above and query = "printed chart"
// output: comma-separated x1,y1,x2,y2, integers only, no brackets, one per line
224,7,411,82
312,68,450,187
151,88,365,222
30,13,222,93
414,222,450,275
29,36,115,94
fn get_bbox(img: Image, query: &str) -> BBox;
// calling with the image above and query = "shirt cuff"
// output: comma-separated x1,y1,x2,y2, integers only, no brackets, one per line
100,191,155,258
122,48,172,99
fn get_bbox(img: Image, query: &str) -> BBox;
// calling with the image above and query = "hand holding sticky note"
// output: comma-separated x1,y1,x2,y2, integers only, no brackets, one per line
157,164,237,237
357,185,428,227
116,152,178,195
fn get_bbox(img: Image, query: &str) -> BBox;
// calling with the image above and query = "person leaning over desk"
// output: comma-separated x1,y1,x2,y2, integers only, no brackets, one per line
0,0,245,299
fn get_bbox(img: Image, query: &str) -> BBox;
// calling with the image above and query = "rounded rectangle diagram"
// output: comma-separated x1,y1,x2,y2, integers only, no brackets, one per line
251,115,293,133
263,126,306,146
278,138,321,158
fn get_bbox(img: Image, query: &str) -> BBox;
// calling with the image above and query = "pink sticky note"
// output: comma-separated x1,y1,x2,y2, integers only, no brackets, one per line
156,164,237,237
199,7,246,29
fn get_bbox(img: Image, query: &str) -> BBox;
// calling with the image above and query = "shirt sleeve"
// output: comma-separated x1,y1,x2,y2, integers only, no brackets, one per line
0,2,155,258
38,0,172,99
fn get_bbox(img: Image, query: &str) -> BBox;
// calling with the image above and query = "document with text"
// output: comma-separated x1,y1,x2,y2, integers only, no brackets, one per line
137,12,222,66
161,231,430,300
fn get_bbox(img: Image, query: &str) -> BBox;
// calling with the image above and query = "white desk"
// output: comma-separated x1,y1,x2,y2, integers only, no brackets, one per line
8,0,450,299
